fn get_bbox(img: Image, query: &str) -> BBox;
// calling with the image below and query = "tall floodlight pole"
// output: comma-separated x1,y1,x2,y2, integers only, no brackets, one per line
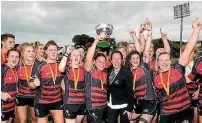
174,2,190,55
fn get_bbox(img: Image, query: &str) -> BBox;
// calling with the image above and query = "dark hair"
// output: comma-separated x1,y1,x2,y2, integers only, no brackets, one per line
125,50,141,69
110,51,123,60
94,53,106,61
157,52,171,60
44,40,58,51
6,48,20,63
1,33,15,42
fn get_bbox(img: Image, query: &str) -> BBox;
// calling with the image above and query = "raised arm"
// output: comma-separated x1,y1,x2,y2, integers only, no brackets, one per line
179,18,201,66
139,24,146,52
143,18,152,63
160,28,170,53
129,30,142,53
58,45,73,72
84,34,103,72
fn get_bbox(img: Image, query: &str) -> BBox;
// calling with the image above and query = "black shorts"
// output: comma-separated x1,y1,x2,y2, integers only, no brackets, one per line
1,110,15,121
63,104,86,119
133,99,158,116
159,108,194,123
16,97,34,107
87,108,105,122
35,101,63,118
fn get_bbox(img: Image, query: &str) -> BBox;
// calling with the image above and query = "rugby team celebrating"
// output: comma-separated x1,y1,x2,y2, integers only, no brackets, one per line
1,18,202,123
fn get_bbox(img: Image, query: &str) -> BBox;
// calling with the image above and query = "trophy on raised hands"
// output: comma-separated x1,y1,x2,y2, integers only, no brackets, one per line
95,23,114,48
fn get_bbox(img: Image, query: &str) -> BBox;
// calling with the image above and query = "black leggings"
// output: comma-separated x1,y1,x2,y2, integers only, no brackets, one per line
108,107,130,123
159,108,194,123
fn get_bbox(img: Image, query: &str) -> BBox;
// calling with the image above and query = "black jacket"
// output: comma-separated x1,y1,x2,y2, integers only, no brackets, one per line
106,65,134,112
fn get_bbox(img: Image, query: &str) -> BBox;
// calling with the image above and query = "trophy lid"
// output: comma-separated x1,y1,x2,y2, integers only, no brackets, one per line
95,23,114,31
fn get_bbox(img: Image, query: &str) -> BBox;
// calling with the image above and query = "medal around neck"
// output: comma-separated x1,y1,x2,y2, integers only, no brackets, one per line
95,23,113,48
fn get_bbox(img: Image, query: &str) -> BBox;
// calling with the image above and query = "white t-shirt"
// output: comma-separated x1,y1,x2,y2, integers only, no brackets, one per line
185,61,194,77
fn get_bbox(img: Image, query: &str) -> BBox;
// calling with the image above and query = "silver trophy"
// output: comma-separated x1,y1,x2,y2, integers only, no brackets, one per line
95,23,114,48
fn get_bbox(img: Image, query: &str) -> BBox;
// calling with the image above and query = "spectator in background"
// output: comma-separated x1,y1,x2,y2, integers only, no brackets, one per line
1,33,15,65
127,42,136,54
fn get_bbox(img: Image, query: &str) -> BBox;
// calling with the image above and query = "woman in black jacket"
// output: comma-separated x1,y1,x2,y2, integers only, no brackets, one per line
107,50,134,123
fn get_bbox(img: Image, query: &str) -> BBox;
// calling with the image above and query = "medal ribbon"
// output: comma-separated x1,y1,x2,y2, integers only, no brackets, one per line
99,71,106,91
47,61,58,85
72,67,80,90
23,62,33,83
160,70,171,96
10,68,18,82
1,50,6,62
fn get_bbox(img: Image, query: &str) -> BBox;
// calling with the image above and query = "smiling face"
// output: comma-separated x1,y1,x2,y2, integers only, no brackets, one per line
127,43,135,53
45,45,58,60
6,50,20,67
23,46,35,61
77,47,85,60
95,56,106,71
130,54,141,68
157,53,171,72
70,49,81,65
111,52,122,69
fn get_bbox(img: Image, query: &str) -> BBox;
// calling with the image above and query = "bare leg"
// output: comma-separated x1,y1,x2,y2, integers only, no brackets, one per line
50,110,64,123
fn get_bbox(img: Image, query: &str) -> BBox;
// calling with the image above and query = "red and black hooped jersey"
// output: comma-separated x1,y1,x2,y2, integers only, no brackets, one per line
31,61,63,104
63,66,85,104
85,65,107,110
1,52,7,65
188,57,202,83
17,63,36,98
132,63,156,100
154,62,191,115
186,82,198,96
1,64,18,113
188,57,202,105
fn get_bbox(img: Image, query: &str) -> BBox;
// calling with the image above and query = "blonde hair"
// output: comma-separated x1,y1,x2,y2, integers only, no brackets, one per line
21,43,35,62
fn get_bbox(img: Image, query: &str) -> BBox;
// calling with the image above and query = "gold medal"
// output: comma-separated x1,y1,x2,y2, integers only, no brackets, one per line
99,71,106,91
72,67,80,92
47,62,58,85
160,70,171,98
23,62,33,83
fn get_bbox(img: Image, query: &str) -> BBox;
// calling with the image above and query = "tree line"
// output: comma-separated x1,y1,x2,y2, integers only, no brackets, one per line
72,34,201,59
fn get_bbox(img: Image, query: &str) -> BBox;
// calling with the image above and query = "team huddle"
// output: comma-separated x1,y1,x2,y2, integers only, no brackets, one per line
1,18,202,123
